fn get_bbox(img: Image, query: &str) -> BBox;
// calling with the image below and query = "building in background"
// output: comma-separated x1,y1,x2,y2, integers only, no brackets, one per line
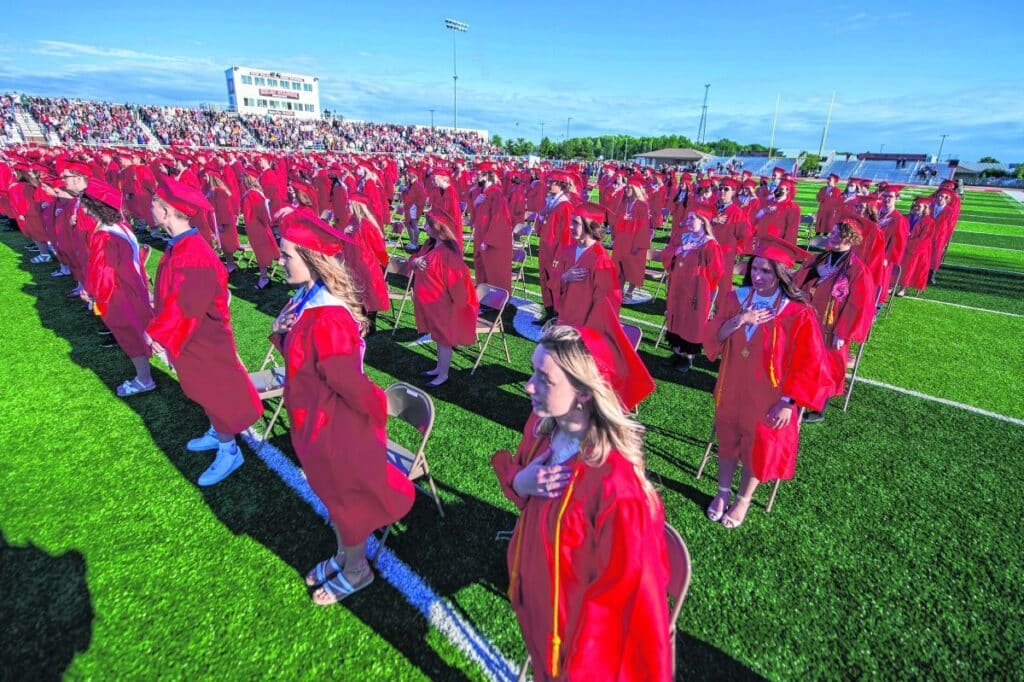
225,66,320,119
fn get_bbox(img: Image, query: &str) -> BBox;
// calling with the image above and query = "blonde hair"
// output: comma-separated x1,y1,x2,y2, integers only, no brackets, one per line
349,201,382,236
535,325,655,499
295,245,370,336
627,184,648,203
688,211,717,240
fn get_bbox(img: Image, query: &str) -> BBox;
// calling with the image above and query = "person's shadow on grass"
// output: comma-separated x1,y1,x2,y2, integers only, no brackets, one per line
0,531,94,681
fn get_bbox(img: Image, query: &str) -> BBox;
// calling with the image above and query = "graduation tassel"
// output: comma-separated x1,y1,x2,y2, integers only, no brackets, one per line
769,324,780,389
550,469,580,679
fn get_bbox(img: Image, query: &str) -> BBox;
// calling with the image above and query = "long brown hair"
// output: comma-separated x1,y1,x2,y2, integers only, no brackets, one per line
80,194,124,226
741,257,808,302
295,245,369,336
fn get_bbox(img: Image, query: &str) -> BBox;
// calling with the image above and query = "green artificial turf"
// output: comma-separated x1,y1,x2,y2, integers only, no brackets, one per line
2,180,1023,681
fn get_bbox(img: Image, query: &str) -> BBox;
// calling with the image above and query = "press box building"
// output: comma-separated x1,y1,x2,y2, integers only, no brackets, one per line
225,66,321,119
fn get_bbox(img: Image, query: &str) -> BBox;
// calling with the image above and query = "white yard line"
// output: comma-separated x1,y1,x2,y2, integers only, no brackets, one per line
898,295,1024,318
848,378,1024,427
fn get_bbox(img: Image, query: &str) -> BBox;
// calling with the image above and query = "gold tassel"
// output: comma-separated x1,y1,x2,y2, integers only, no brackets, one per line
550,470,580,678
769,325,779,388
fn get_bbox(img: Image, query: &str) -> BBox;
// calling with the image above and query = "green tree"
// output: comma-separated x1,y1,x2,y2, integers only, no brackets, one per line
490,134,503,148
979,156,999,163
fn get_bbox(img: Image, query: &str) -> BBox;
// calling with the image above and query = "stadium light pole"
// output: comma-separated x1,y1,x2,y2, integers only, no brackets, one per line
444,18,469,131
567,117,572,140
540,122,545,142
817,91,836,159
429,109,435,130
768,94,781,159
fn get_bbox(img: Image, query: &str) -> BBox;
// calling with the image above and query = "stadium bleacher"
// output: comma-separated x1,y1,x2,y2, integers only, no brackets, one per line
23,96,151,146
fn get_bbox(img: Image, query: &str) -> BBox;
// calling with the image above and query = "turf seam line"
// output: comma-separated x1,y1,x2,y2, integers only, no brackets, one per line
240,430,519,682
849,379,1024,426
898,296,1024,318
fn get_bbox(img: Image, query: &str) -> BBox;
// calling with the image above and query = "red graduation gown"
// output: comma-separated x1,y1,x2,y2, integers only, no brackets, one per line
877,209,909,302
211,187,240,253
273,293,414,545
86,223,154,358
753,198,801,245
711,203,751,292
492,414,672,681
240,189,281,269
794,252,876,397
814,186,842,234
899,215,936,291
472,185,514,293
536,198,574,307
704,289,830,480
412,243,479,347
853,218,886,298
7,182,48,243
147,231,262,434
341,218,390,314
553,242,621,326
661,237,724,344
613,199,651,286
930,205,957,270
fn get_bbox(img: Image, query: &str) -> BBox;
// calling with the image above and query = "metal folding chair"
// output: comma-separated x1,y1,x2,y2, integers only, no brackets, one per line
383,256,415,336
247,344,287,454
510,245,529,298
882,264,902,320
374,382,442,558
843,287,884,411
622,323,642,350
644,248,667,299
512,223,534,259
695,408,807,514
471,284,511,375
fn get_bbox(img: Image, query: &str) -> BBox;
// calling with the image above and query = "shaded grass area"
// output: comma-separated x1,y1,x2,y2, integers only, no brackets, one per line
3,183,1024,681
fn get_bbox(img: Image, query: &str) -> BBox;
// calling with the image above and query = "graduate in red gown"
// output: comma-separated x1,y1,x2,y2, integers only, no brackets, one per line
535,172,575,322
896,198,937,296
471,163,514,293
876,186,909,302
240,170,280,290
929,189,957,276
411,208,479,387
703,236,830,528
400,168,428,252
662,208,724,373
428,170,465,251
613,177,651,302
813,174,843,235
55,158,98,294
8,166,53,261
553,202,621,328
206,171,240,274
736,179,761,229
146,174,262,487
339,195,391,332
752,179,800,245
271,212,414,605
79,178,156,397
794,217,876,423
851,201,887,301
492,325,668,681
710,178,752,294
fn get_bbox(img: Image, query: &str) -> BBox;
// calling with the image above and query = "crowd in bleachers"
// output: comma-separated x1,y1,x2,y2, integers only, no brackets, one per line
23,96,151,146
240,115,498,155
139,106,257,148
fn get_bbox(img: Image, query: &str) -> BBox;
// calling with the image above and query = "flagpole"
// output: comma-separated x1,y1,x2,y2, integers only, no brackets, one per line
817,91,836,159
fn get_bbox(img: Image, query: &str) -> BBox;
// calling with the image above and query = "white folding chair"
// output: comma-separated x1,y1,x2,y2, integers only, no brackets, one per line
644,248,667,299
512,223,535,259
471,284,511,375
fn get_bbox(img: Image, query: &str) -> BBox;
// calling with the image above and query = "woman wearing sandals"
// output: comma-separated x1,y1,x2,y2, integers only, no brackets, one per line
272,211,414,605
702,236,831,528
492,325,669,680
80,178,156,397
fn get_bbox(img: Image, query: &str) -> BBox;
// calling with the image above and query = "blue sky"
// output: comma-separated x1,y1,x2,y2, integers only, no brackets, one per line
2,1,1022,161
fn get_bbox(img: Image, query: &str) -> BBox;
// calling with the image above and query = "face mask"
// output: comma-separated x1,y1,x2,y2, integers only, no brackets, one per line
773,189,785,199
477,180,486,188
846,186,856,194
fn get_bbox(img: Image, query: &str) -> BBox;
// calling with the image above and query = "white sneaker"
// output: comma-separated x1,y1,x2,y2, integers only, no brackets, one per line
186,427,220,452
30,253,52,264
197,443,244,486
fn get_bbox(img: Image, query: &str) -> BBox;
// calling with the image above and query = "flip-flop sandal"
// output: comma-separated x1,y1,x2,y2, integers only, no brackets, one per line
313,571,374,606
304,555,345,587
116,378,156,397
707,487,731,523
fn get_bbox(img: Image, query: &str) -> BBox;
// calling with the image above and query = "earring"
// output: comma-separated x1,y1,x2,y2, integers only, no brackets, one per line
575,401,583,411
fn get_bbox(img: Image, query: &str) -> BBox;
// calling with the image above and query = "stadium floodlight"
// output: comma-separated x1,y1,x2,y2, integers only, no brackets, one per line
444,18,470,130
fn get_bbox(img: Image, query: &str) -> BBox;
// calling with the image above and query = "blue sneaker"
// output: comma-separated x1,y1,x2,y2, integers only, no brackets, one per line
186,427,219,452
197,443,244,486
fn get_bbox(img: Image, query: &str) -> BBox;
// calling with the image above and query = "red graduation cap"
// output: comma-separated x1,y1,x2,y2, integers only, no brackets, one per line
827,173,840,182
84,177,123,211
772,166,786,176
883,185,904,196
56,156,92,178
779,179,796,194
426,206,461,243
752,234,810,269
719,177,739,191
291,179,315,201
547,170,575,185
280,211,351,255
837,212,866,236
155,173,213,217
573,201,607,224
935,189,954,199
575,325,655,411
476,161,498,173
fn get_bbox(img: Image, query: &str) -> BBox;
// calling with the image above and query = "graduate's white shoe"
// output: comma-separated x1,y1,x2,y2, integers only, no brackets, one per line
197,443,244,487
186,427,220,452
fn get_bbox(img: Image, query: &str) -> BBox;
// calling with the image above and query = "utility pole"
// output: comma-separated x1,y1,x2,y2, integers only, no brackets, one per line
936,134,949,163
429,109,435,130
768,94,781,158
